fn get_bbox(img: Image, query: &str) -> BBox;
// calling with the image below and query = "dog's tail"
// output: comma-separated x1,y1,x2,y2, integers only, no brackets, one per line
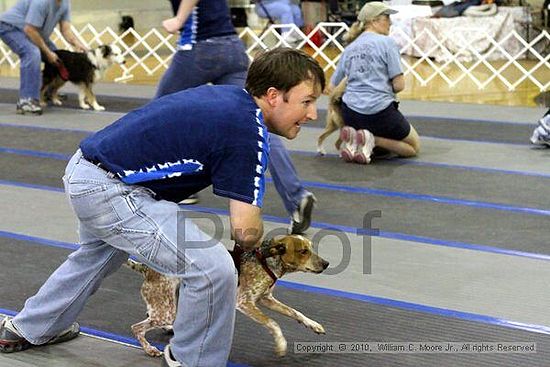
126,258,148,274
330,78,346,107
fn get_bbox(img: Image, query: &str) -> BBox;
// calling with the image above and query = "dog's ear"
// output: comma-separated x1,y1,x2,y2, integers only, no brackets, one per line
101,45,112,58
268,243,286,257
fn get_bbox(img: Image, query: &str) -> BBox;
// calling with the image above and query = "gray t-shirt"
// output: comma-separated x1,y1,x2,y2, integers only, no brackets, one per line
0,0,70,40
331,31,402,115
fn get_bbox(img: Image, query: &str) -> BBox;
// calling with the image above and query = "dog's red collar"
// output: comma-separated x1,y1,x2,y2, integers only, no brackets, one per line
230,244,278,287
255,248,278,287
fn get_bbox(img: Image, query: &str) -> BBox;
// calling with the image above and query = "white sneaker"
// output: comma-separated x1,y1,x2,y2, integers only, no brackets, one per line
354,129,375,164
530,115,550,146
281,31,301,45
16,98,42,115
289,193,316,234
179,194,199,205
161,344,182,366
339,126,357,162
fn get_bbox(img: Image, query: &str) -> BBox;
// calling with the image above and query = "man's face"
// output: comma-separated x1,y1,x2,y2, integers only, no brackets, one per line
266,80,320,140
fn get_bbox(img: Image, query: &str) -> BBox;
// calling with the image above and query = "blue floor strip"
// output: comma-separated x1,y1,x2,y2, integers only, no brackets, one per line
0,146,70,160
291,149,550,179
189,205,550,262
1,120,548,175
1,178,550,262
0,308,247,367
276,282,550,335
297,179,550,217
2,146,549,217
1,232,549,337
4,143,550,180
0,122,92,134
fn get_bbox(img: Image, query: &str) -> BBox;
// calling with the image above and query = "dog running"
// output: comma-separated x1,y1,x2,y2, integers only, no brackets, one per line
127,234,329,357
40,44,125,111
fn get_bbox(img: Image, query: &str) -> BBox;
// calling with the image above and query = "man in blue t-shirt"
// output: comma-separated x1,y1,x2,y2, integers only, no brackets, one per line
0,0,88,114
0,47,325,367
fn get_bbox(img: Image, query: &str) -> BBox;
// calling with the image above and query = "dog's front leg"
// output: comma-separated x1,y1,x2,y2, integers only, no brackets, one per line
77,86,91,110
131,319,163,357
83,85,105,111
237,301,288,356
259,294,325,334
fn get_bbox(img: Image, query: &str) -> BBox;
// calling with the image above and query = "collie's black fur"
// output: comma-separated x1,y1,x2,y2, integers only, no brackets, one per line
40,44,125,111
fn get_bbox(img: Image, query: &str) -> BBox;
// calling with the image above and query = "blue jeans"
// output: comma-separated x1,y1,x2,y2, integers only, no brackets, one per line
269,134,308,213
155,35,249,97
156,34,309,215
12,150,238,367
255,0,304,32
0,22,43,100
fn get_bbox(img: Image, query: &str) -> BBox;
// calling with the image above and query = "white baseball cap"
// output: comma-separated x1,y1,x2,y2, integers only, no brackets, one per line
357,2,398,22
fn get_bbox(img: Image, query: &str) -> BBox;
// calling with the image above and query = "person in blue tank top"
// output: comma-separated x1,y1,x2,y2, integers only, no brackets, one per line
0,47,325,367
157,0,318,235
0,0,88,115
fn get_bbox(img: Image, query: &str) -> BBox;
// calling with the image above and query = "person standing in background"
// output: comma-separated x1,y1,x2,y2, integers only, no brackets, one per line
0,0,88,115
255,0,304,43
158,0,317,234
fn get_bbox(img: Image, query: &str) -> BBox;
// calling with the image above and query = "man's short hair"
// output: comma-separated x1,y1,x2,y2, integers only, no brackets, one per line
245,48,325,98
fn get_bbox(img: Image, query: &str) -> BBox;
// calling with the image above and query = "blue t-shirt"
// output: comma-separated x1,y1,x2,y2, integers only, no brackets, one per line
0,0,70,39
80,85,269,207
331,32,402,115
177,0,236,49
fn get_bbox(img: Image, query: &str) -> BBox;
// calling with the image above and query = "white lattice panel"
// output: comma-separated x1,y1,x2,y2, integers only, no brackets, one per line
0,23,548,91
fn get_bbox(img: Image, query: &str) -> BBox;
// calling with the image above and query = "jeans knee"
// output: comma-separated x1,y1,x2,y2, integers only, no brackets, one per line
21,47,41,69
210,254,237,289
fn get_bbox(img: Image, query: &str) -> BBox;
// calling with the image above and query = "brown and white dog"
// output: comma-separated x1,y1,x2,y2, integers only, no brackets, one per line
317,78,346,155
40,44,126,111
127,234,329,357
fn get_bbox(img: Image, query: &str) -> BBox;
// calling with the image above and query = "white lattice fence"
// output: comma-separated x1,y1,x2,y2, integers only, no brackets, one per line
0,22,548,91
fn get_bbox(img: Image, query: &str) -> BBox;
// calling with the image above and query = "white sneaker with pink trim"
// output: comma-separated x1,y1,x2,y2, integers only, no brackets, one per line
354,129,375,164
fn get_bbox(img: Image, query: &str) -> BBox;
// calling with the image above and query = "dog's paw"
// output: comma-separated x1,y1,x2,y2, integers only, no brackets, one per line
274,337,288,357
317,146,326,156
144,345,163,357
52,99,63,106
302,318,325,334
80,104,91,110
93,104,105,111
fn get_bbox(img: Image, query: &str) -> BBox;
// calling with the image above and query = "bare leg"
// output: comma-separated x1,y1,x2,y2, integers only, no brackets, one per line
374,125,420,157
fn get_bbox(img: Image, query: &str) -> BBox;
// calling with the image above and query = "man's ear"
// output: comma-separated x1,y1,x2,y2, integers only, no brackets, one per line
265,87,280,107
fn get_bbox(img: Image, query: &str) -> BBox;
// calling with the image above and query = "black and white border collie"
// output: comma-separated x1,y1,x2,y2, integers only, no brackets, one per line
40,44,126,111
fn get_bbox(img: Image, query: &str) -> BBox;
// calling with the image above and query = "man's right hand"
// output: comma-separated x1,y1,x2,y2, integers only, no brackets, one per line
162,17,183,34
46,51,60,66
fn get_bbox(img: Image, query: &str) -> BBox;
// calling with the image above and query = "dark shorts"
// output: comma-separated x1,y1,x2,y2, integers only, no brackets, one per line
341,101,411,141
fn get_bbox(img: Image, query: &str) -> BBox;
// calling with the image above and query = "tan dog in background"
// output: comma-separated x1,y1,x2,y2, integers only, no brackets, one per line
317,78,346,155
128,234,329,357
317,21,366,156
